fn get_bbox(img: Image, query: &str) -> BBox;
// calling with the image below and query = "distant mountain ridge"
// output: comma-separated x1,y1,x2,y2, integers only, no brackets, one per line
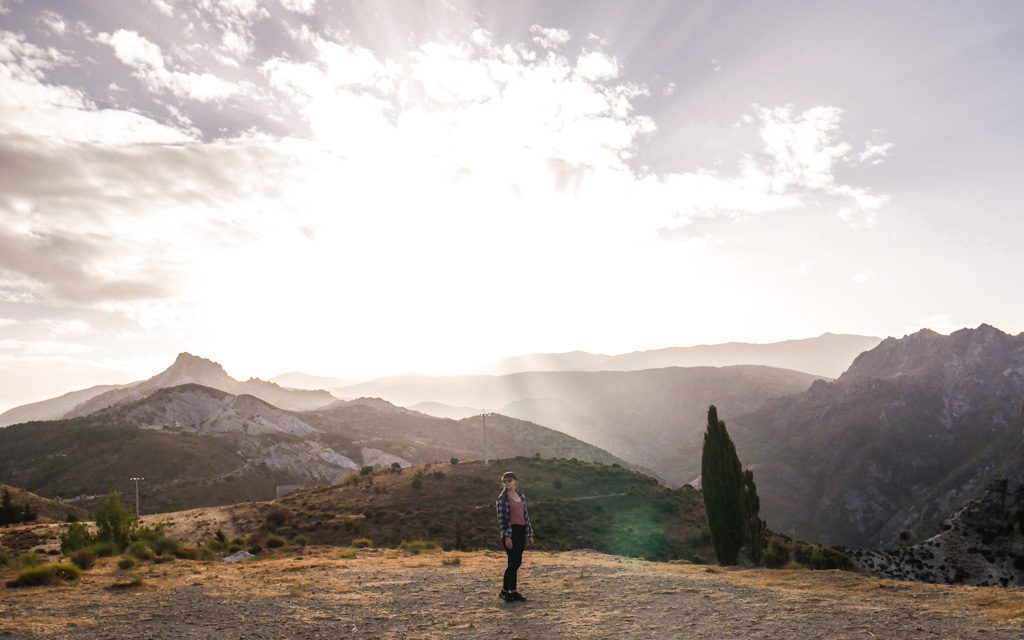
0,380,631,513
0,384,126,427
731,324,1024,548
488,333,881,378
66,352,339,417
333,365,823,485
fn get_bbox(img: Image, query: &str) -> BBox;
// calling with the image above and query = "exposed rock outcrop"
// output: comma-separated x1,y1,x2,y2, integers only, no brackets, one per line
850,477,1024,586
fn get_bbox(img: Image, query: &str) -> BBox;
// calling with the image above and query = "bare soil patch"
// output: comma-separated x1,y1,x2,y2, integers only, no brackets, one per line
2,548,1023,639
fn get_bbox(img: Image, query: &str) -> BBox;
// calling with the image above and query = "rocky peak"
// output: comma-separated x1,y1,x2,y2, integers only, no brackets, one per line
153,352,234,389
840,325,1022,383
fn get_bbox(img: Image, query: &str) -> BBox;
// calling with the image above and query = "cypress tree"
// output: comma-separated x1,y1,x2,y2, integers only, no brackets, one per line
701,405,745,565
742,469,766,564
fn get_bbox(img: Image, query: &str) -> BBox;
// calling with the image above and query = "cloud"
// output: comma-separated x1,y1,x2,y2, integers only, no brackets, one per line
736,104,890,228
0,30,193,144
279,0,316,15
849,270,873,284
0,227,171,303
575,50,619,81
0,16,895,372
859,141,893,165
530,25,570,49
37,10,67,35
149,0,174,16
98,29,240,102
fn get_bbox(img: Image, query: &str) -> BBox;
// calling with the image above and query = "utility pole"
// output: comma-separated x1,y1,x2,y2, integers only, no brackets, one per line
129,477,144,516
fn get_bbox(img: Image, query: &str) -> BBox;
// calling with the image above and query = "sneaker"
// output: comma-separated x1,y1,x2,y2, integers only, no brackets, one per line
499,590,511,602
511,591,527,602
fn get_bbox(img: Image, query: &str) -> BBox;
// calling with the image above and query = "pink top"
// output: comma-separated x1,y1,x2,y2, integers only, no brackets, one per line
508,495,526,526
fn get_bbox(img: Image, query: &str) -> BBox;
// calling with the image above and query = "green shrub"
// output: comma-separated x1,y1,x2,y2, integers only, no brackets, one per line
266,535,286,549
95,492,138,550
400,540,439,555
227,543,243,553
92,541,118,558
449,457,459,465
411,478,423,490
442,555,461,566
214,530,226,543
291,535,308,548
229,536,246,546
153,555,175,564
390,462,402,474
6,563,81,587
206,538,226,551
432,471,445,480
764,537,791,569
351,538,372,548
70,548,96,571
0,553,9,569
60,522,95,554
810,546,852,571
782,560,807,570
117,557,137,570
360,466,375,476
793,541,814,566
134,525,183,556
126,541,155,561
337,548,357,559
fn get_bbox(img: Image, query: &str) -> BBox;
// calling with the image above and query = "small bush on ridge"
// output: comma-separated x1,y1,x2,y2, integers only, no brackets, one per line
60,522,95,554
70,548,96,570
6,563,81,588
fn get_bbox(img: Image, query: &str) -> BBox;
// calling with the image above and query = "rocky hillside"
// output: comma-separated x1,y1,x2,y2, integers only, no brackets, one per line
731,324,1024,548
850,477,1024,586
334,365,822,486
0,385,631,512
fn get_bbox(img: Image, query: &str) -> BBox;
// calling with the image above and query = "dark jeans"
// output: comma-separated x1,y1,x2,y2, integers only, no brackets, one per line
503,525,527,592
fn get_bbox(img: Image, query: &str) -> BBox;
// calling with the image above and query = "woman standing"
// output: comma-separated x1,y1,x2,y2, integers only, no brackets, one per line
496,471,534,602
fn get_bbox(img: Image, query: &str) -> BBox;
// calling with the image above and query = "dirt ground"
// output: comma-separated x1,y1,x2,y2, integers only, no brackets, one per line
2,547,1024,639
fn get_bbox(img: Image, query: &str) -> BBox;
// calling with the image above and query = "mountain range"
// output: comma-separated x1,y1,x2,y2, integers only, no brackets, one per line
0,380,629,512
481,332,880,378
0,353,337,427
330,365,822,486
730,324,1024,548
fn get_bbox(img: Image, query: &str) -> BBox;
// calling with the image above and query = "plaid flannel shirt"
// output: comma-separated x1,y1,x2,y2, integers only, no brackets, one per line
496,489,534,540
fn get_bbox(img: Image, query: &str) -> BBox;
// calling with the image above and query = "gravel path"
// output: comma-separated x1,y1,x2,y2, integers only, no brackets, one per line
2,549,1022,639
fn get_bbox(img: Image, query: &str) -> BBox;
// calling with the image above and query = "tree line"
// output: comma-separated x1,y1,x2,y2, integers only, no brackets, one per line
0,487,38,525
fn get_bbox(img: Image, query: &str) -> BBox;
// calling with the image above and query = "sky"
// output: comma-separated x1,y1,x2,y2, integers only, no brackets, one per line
1,0,1023,412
